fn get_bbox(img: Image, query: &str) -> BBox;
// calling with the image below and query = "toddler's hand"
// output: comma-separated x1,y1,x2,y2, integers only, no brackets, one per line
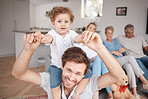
34,31,46,43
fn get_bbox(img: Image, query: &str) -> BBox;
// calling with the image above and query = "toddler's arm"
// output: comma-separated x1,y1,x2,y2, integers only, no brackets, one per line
34,31,53,44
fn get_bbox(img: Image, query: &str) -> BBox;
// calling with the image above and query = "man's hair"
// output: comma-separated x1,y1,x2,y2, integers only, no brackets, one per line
62,47,90,75
124,24,134,33
86,22,96,29
105,26,114,33
50,6,74,23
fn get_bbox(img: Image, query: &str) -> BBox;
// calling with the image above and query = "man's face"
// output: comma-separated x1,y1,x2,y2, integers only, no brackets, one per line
62,61,86,90
125,29,134,38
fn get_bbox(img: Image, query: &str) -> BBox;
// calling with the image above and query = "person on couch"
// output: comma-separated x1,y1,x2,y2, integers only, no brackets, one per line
103,26,148,98
118,24,148,80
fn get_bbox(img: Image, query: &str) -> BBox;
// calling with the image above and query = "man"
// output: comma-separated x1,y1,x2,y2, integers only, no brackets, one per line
12,32,126,99
118,24,148,80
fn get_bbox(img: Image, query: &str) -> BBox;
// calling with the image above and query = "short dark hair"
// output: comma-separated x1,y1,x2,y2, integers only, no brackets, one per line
62,47,90,75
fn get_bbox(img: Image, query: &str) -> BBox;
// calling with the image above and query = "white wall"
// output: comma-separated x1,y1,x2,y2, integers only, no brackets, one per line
13,0,30,31
30,3,36,28
0,0,14,56
32,0,148,41
101,0,148,40
0,0,30,57
33,0,98,29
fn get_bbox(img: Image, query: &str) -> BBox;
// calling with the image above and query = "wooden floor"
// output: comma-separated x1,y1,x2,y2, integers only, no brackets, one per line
0,56,46,98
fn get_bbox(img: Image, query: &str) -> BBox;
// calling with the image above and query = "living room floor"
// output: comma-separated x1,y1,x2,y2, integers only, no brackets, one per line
0,56,46,98
0,56,148,99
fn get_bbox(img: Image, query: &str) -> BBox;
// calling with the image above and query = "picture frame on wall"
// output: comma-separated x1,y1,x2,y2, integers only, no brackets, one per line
116,7,127,16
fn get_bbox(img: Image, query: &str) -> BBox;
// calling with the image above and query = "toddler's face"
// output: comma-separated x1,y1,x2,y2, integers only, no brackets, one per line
52,13,72,37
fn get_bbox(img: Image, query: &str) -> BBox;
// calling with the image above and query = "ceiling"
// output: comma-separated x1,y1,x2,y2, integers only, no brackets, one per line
30,0,69,6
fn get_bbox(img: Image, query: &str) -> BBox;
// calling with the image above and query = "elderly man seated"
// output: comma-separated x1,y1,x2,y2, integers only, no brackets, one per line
118,24,148,80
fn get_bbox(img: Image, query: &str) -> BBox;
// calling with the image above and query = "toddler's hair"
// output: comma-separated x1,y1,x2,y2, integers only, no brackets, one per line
50,6,74,23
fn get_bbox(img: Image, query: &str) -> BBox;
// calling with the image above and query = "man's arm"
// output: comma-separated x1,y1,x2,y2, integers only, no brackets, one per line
12,33,42,85
83,32,126,89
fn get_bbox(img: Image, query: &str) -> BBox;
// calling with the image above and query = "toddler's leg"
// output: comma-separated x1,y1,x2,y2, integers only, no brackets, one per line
101,63,113,98
48,65,62,99
91,56,102,75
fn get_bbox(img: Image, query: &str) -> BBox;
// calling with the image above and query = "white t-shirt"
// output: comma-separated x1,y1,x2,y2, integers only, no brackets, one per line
74,43,98,59
118,35,148,58
40,72,100,99
47,29,78,68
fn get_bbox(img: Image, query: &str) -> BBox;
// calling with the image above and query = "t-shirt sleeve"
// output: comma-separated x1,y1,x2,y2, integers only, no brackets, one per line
90,75,101,93
139,35,148,47
69,30,79,44
40,72,51,93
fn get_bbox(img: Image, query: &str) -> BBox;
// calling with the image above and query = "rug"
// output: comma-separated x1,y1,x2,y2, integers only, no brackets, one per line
2,82,148,99
2,93,48,99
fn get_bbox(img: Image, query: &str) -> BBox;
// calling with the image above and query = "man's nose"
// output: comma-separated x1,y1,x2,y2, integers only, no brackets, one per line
69,73,75,81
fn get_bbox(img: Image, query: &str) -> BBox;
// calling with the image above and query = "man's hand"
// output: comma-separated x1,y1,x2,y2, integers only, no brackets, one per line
23,33,41,52
82,31,103,51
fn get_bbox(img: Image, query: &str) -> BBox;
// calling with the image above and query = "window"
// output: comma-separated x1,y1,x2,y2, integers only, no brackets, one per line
81,0,103,18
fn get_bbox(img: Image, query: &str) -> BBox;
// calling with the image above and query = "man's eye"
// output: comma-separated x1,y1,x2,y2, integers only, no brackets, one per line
76,73,81,76
67,68,71,72
65,21,68,23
